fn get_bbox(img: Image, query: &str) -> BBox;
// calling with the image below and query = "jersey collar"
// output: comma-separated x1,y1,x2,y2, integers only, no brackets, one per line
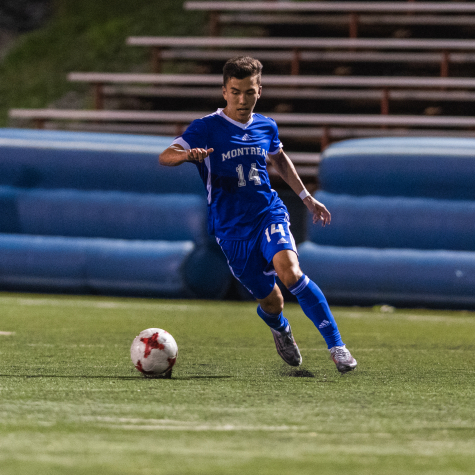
216,108,254,129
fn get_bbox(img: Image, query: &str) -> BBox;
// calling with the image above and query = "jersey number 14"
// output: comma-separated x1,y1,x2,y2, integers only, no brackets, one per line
236,163,261,187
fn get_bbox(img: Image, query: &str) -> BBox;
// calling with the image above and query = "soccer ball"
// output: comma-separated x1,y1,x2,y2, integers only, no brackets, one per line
130,328,178,378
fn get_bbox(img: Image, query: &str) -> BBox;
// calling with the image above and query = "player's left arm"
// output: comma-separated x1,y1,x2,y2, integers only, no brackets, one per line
267,149,331,226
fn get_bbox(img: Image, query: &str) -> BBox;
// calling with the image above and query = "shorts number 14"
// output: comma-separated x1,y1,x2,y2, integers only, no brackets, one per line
265,224,286,242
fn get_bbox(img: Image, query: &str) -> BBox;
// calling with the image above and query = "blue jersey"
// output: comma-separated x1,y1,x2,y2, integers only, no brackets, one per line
173,109,288,240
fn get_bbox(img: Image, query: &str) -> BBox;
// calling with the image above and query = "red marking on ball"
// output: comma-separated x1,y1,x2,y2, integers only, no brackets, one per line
168,356,177,368
135,359,155,375
141,332,165,358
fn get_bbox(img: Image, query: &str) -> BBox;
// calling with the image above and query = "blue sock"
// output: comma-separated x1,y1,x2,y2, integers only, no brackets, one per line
288,274,344,349
257,305,289,332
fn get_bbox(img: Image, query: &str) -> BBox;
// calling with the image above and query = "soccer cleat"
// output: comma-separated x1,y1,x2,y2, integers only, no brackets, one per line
271,325,302,367
329,345,357,373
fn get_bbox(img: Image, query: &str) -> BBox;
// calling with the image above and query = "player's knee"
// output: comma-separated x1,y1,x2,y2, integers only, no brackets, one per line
273,250,303,289
261,298,284,316
279,264,303,289
258,287,284,315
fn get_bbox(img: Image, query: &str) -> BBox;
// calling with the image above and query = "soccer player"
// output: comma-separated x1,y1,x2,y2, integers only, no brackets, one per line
159,56,357,373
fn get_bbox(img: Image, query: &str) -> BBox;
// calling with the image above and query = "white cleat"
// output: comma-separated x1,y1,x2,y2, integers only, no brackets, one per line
329,345,357,373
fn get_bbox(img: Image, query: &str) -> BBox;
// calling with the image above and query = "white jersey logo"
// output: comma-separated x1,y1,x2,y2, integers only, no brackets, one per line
222,147,267,161
242,134,252,141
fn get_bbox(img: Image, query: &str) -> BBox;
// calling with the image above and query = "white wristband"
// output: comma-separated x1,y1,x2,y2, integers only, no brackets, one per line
299,189,311,200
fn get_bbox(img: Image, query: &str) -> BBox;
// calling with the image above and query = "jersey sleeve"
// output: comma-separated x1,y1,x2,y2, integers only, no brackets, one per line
172,119,208,150
269,118,283,154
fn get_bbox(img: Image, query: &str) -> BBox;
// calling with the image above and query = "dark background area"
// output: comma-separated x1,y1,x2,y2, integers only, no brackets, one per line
0,0,51,32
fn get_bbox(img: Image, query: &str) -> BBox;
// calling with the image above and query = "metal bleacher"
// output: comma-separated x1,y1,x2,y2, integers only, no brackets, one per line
184,1,475,37
8,1,475,183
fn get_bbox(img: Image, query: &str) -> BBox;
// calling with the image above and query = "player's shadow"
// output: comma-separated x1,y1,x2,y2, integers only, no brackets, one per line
280,367,339,381
285,368,316,378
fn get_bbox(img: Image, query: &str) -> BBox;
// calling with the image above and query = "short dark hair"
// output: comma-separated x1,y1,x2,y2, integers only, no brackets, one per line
223,56,263,86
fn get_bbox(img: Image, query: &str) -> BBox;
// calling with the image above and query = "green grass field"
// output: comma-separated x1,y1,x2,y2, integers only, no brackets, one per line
1,292,474,475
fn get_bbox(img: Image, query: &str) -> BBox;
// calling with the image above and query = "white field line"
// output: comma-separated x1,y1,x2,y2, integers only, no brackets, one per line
335,311,475,324
2,296,473,323
0,331,15,336
110,424,300,432
0,296,193,311
3,295,473,323
87,416,302,432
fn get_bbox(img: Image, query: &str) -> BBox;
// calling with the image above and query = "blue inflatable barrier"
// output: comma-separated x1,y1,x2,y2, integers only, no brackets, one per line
85,239,196,297
319,137,475,200
182,246,233,300
298,241,475,308
0,234,88,292
0,128,203,194
0,186,208,243
0,187,18,233
308,191,475,251
0,234,194,296
0,129,236,299
0,234,232,298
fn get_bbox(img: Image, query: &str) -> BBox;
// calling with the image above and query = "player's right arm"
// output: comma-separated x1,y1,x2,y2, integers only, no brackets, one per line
159,144,214,167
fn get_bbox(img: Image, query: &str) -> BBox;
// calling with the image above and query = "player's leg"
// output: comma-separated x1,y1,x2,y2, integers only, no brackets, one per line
256,285,302,367
273,249,342,347
215,236,301,366
256,283,287,330
273,249,357,373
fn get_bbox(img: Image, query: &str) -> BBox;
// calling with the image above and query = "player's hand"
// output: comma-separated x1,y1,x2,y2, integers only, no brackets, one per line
303,196,331,226
186,148,214,162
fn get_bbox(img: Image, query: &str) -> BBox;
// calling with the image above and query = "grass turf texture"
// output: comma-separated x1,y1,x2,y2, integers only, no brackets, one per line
1,293,474,475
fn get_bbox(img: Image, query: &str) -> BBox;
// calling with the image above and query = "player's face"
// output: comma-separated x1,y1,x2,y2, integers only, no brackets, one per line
222,75,262,124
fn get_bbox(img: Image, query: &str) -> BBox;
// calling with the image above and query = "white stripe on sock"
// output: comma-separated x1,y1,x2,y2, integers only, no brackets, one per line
289,275,310,295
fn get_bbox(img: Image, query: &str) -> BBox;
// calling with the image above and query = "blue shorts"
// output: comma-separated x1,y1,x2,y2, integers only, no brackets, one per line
216,214,298,300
